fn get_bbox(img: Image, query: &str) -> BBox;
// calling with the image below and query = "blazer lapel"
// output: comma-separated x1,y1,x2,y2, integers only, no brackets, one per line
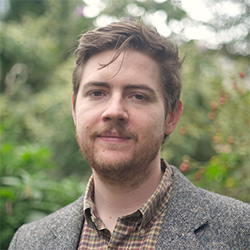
157,201,208,249
157,166,209,250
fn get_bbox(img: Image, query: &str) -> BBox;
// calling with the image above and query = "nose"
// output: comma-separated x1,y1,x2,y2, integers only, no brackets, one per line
101,95,129,123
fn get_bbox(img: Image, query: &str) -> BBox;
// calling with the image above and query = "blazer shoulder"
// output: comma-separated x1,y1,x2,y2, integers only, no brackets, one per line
170,165,250,214
9,194,85,250
165,166,250,249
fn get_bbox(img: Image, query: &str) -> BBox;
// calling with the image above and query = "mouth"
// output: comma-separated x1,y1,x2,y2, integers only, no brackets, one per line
98,132,131,142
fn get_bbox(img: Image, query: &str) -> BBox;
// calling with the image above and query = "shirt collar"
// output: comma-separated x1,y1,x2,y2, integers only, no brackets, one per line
83,159,173,230
137,159,173,228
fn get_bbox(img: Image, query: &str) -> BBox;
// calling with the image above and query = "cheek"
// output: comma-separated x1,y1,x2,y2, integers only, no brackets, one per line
75,110,90,132
75,107,102,137
135,115,165,140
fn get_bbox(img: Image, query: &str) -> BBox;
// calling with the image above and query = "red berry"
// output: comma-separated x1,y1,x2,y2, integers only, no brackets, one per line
208,112,215,120
239,71,246,78
227,136,234,144
210,101,218,110
179,126,187,135
219,97,225,105
180,163,189,172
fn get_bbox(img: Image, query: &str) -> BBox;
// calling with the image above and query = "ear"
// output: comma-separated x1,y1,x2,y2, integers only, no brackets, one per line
164,100,183,135
71,92,77,126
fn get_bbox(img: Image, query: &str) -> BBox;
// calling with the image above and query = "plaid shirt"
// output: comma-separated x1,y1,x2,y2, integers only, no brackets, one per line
77,159,173,249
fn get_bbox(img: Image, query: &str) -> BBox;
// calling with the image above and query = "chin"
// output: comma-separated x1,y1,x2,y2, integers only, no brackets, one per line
95,153,132,168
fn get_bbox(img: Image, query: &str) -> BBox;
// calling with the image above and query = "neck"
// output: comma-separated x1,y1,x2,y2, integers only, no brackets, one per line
92,157,163,232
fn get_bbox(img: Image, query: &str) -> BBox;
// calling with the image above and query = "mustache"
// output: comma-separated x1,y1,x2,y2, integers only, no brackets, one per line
90,123,138,141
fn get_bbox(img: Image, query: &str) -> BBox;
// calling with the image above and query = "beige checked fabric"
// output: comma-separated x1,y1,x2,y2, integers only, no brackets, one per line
77,160,173,249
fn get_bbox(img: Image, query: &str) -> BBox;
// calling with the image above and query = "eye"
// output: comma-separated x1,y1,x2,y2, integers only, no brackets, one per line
132,93,148,101
89,91,105,97
134,94,144,100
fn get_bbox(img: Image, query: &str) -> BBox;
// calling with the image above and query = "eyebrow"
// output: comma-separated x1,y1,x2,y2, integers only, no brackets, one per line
123,84,155,94
82,81,111,89
82,81,156,94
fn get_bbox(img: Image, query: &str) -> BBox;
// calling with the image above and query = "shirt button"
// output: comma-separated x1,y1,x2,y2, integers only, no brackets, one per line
139,228,145,237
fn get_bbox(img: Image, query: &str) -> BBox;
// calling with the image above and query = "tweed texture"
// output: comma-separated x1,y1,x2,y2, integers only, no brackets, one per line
9,165,250,250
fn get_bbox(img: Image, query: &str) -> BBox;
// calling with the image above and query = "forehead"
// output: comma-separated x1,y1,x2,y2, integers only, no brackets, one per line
81,49,162,89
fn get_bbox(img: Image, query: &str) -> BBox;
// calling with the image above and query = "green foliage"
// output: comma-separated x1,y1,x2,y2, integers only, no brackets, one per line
1,1,91,247
6,0,46,21
163,45,250,203
0,142,86,249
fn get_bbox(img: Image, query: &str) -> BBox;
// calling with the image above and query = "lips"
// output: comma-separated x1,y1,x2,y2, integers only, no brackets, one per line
97,131,131,143
99,132,131,140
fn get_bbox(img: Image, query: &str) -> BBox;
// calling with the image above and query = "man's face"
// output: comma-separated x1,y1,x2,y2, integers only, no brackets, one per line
72,50,182,185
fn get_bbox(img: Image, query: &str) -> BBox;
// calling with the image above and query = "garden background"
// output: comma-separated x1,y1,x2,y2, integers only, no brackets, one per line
1,0,249,248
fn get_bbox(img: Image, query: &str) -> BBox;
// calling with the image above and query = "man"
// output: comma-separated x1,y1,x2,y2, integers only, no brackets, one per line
9,21,250,249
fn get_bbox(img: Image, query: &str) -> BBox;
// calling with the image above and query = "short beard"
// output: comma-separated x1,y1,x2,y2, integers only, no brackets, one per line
76,123,163,188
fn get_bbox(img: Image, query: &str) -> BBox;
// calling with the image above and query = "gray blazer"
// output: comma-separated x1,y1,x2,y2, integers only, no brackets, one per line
9,166,250,249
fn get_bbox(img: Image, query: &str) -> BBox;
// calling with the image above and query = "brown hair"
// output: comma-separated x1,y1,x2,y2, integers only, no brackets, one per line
73,20,184,119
